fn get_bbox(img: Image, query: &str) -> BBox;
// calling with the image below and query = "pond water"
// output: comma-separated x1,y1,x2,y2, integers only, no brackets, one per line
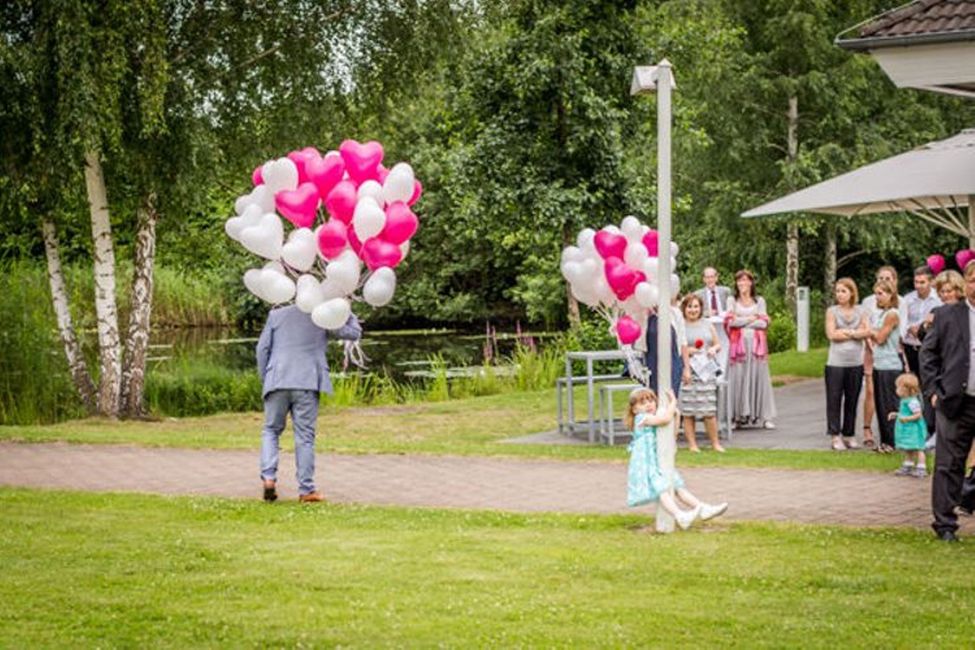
148,326,558,381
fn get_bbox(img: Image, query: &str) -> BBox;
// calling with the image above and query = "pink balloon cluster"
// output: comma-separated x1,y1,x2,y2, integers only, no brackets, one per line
226,139,423,327
560,216,681,346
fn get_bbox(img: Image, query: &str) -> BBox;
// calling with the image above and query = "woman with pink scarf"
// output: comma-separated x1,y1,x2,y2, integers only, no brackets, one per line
725,269,777,429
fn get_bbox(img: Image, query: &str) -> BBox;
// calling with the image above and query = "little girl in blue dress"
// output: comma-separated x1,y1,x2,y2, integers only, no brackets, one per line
625,387,728,529
889,373,927,478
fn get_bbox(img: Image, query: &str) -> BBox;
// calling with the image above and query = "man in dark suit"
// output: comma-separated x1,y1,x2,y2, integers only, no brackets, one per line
919,263,975,542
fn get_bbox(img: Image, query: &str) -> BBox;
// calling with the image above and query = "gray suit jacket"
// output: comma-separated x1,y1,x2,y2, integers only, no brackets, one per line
695,285,731,318
256,305,362,398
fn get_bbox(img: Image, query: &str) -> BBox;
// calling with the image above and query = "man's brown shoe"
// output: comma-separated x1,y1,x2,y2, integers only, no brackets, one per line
298,491,325,503
262,480,277,503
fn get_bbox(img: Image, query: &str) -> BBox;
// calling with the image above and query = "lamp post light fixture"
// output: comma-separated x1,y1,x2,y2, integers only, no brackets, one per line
631,59,677,533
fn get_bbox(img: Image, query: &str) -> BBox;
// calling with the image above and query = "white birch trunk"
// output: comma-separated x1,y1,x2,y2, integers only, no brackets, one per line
824,221,837,299
84,150,121,417
785,95,800,316
120,195,158,417
41,218,97,412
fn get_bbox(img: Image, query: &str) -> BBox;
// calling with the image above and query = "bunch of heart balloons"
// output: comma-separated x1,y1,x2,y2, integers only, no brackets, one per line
560,216,680,347
225,139,421,330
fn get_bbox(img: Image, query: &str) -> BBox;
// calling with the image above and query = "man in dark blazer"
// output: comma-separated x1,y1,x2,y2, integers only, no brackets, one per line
919,263,975,542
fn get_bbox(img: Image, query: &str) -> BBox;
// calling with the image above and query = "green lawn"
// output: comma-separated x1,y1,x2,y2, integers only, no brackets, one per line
769,347,827,381
0,387,911,472
0,488,972,647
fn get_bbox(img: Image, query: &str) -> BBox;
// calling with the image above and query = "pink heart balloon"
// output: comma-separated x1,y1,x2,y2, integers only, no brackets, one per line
408,180,423,207
306,155,345,199
362,237,403,270
615,315,642,345
926,253,946,275
288,148,321,185
381,202,418,245
339,139,384,184
317,219,349,260
324,180,358,224
604,257,644,301
594,230,628,260
376,165,390,184
275,182,321,229
251,165,264,186
956,249,975,271
642,230,659,257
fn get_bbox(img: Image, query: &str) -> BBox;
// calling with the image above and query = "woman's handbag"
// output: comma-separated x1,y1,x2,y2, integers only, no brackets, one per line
959,467,975,515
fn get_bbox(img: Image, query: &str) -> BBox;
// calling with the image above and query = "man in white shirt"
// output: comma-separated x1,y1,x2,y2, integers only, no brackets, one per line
902,265,942,435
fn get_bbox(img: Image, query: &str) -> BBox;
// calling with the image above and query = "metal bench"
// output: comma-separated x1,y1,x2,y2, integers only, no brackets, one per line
556,373,626,436
598,382,643,445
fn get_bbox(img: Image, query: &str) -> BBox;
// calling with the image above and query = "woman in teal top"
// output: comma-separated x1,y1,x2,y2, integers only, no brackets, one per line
869,280,902,453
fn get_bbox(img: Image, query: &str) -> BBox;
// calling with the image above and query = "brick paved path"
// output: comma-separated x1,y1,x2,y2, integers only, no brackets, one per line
2,442,972,532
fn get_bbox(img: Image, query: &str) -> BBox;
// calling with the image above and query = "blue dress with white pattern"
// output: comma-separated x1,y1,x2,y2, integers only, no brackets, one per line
627,413,685,507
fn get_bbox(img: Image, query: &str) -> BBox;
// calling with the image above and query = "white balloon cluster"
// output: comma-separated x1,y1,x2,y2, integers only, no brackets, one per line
226,140,422,330
560,216,680,347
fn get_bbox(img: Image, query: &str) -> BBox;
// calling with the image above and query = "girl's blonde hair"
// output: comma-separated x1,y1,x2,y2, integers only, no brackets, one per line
624,387,657,431
896,372,921,396
873,279,899,309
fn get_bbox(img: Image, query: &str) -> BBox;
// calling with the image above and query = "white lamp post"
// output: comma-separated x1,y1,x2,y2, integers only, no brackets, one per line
631,60,676,533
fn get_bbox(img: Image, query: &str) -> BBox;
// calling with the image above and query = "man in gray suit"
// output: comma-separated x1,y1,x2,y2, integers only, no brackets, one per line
695,267,731,371
256,305,362,502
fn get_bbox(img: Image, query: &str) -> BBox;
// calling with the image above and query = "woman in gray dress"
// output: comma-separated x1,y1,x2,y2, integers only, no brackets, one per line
725,270,777,429
679,294,724,452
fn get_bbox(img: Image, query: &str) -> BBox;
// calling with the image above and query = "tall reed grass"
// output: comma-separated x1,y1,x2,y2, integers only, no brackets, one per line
0,261,234,424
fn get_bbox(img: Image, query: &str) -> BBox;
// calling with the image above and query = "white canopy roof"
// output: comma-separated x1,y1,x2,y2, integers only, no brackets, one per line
742,128,975,238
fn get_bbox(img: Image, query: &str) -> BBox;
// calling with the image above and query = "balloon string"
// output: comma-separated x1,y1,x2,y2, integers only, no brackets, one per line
343,340,369,371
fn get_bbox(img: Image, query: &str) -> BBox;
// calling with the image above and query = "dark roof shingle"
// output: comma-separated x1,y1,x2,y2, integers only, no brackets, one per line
860,0,975,38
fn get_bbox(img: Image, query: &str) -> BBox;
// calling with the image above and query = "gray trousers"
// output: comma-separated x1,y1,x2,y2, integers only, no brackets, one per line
260,389,319,495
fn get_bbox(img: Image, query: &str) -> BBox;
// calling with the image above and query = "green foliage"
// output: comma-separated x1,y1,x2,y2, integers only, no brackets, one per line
145,358,263,416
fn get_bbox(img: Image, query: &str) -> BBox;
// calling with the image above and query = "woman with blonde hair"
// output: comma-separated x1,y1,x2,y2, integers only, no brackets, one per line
824,278,870,450
869,280,902,453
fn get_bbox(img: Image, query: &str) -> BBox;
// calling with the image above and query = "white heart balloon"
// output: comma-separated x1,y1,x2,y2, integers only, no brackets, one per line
235,184,275,215
670,274,681,294
311,297,352,330
400,240,410,257
560,261,581,284
357,180,386,207
262,158,299,194
281,228,318,272
319,277,346,300
635,282,659,308
352,197,386,241
325,254,361,295
643,257,659,276
561,245,584,265
264,260,286,275
363,267,397,307
225,203,263,241
243,269,267,301
295,274,325,313
382,162,415,205
623,242,649,269
259,268,295,304
621,295,644,318
621,216,643,241
604,225,622,236
670,241,680,257
571,282,599,307
577,228,596,251
240,213,284,260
